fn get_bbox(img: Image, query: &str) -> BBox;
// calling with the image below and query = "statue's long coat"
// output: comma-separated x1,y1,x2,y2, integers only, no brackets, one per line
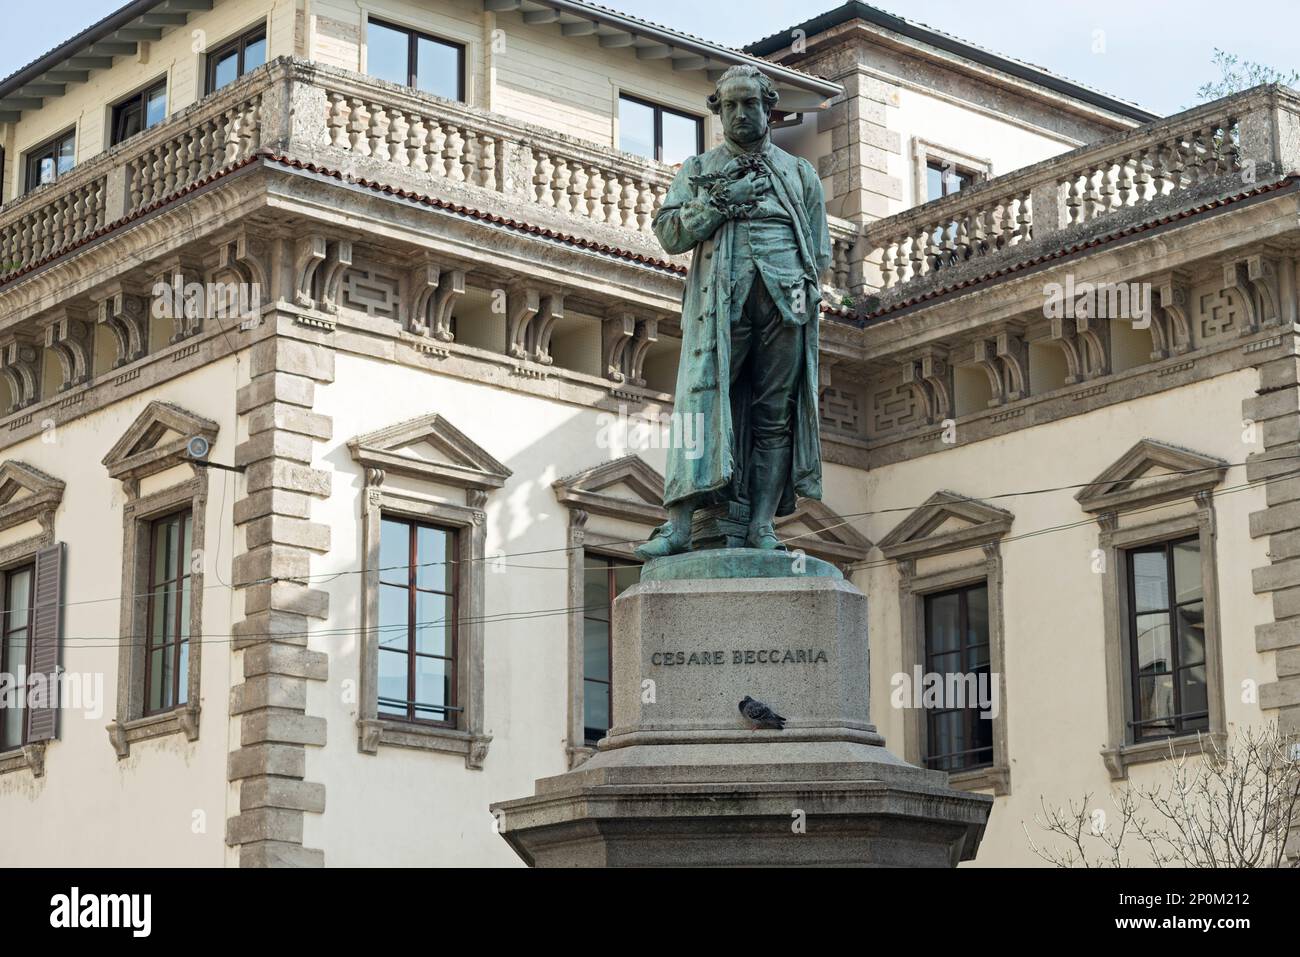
653,139,831,513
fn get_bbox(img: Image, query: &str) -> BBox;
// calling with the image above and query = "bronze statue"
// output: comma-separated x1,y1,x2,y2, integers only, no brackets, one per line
636,65,830,560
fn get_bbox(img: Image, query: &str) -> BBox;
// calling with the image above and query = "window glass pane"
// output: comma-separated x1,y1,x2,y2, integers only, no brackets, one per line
1134,611,1171,675
7,567,30,623
415,525,450,592
583,562,611,622
145,85,168,129
181,512,193,571
924,592,960,655
179,577,192,642
378,518,409,586
414,591,451,656
148,645,167,712
377,583,409,652
583,617,610,683
583,677,610,740
36,156,56,187
926,163,944,201
965,584,988,646
613,562,640,597
243,35,266,72
114,100,143,144
56,135,75,176
619,97,655,160
1131,550,1168,612
1173,539,1202,603
150,588,171,647
414,655,451,720
1136,673,1175,736
416,35,460,100
367,21,410,86
211,49,239,91
1179,664,1208,719
377,648,408,716
928,709,962,769
0,684,23,750
176,639,189,706
1177,600,1205,666
660,110,699,165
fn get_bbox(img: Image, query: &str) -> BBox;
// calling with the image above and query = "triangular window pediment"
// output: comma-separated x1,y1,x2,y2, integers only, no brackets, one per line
349,413,511,492
879,490,1013,561
552,455,666,525
102,401,219,484
0,461,64,531
1076,439,1226,514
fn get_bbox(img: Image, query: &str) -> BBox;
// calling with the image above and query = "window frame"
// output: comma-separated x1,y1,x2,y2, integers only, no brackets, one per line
376,514,460,728
0,562,35,752
110,78,168,148
581,552,640,747
142,508,193,718
23,128,76,194
921,580,994,773
204,23,268,96
617,92,704,164
366,17,465,102
1124,535,1208,741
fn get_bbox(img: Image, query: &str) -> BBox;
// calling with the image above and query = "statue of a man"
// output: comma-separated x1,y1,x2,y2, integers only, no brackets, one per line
636,65,831,559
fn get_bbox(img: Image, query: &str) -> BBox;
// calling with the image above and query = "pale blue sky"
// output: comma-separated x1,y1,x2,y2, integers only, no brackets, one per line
3,0,1296,116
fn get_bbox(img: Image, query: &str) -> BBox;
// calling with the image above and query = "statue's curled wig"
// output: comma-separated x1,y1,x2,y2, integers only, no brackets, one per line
706,65,780,116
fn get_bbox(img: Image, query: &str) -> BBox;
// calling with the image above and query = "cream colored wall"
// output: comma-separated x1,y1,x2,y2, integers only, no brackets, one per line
0,357,239,866
889,85,1085,208
3,0,289,202
308,0,718,152
303,352,659,865
853,368,1276,867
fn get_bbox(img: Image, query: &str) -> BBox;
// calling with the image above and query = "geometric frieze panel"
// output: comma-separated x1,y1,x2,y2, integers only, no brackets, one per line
819,385,861,433
342,268,402,320
870,382,919,436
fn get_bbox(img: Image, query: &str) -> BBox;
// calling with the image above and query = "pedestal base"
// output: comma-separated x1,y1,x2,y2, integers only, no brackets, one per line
490,576,992,866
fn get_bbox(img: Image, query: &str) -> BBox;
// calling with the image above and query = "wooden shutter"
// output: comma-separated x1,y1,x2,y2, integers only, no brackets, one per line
26,542,64,742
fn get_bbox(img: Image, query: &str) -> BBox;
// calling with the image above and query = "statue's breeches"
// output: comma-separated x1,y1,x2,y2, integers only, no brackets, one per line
731,273,803,453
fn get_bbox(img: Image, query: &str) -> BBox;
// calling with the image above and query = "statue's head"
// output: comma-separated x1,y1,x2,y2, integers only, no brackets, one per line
707,65,779,146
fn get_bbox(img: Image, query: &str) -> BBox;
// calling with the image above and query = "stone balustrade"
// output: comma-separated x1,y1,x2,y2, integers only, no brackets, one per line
865,85,1300,304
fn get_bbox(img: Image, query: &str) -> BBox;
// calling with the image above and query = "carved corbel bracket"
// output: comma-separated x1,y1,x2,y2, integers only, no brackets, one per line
405,259,440,336
1152,271,1193,356
293,235,327,308
95,285,149,367
628,316,659,386
532,293,564,365
901,350,952,424
971,339,1006,408
0,332,42,413
1048,316,1084,385
1073,303,1111,379
152,252,209,341
995,329,1029,401
602,312,635,382
507,287,540,360
431,270,465,342
1223,260,1261,335
212,233,268,332
1243,250,1283,329
318,240,353,314
39,305,93,392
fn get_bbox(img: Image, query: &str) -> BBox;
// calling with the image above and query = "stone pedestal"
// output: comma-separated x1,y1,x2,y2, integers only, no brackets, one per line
491,560,992,866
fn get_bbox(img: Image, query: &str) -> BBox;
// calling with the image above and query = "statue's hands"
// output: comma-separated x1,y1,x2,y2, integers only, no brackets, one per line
716,172,769,211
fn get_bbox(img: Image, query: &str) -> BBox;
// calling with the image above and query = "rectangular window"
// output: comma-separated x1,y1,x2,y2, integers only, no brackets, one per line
205,25,267,94
1126,537,1207,741
144,510,193,715
926,159,976,201
366,19,464,102
922,581,992,772
0,564,34,750
582,555,640,745
619,94,703,165
377,517,458,725
24,130,75,193
111,80,168,146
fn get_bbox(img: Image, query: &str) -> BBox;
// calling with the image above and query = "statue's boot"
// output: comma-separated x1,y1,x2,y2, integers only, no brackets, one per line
746,444,790,550
634,504,694,560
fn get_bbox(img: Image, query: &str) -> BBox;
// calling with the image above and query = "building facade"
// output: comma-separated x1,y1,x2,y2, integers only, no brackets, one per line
0,0,1295,866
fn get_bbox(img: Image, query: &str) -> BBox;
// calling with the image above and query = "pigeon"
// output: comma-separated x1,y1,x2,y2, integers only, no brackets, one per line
739,695,786,730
